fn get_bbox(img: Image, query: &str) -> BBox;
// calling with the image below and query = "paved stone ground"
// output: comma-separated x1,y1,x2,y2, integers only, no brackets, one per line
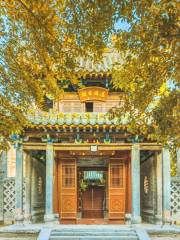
0,224,180,239
0,232,180,240
0,233,37,240
1,233,180,240
150,234,180,240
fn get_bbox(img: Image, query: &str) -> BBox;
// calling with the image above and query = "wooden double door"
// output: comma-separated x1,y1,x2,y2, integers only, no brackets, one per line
56,158,129,223
81,185,105,218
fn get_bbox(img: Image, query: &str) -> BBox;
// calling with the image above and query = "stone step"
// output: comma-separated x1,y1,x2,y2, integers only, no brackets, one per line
49,236,138,240
49,229,138,240
37,227,151,240
52,229,133,233
51,231,137,236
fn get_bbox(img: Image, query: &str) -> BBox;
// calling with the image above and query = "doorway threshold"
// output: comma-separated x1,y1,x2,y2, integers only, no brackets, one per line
77,218,108,224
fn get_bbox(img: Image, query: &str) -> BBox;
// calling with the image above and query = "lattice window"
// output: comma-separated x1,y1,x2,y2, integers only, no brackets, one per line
3,178,26,219
62,164,75,187
110,164,124,188
171,181,180,222
3,179,15,215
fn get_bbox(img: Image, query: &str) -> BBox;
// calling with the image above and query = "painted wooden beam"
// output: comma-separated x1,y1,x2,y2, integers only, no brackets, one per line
23,142,162,151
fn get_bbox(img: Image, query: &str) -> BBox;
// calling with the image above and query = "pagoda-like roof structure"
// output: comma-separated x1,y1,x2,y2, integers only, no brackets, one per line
75,48,123,78
24,111,139,145
27,111,128,128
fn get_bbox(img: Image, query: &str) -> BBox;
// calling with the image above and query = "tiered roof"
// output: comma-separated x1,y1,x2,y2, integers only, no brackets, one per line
27,111,128,128
75,49,122,77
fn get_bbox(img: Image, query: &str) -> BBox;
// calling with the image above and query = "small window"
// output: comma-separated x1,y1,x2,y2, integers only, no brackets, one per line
62,165,75,187
110,164,124,188
85,102,93,112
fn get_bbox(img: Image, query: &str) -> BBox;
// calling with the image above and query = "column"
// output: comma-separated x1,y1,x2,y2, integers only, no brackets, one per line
155,151,163,224
44,143,56,222
24,151,32,224
131,144,141,223
177,149,180,177
15,144,24,224
162,147,171,224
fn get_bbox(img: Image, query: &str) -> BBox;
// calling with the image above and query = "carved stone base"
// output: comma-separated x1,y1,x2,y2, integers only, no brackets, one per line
125,213,132,225
23,213,32,224
155,214,163,225
15,214,24,225
44,213,58,223
131,215,142,224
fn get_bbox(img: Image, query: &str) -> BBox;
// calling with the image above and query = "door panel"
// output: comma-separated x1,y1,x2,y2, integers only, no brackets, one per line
82,186,104,218
58,159,77,220
108,160,126,221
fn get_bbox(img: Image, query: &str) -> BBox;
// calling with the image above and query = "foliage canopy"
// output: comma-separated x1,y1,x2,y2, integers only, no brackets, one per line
111,0,180,148
0,0,179,149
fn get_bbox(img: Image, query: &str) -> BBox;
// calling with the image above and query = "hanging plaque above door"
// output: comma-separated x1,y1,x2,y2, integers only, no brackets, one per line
78,87,109,102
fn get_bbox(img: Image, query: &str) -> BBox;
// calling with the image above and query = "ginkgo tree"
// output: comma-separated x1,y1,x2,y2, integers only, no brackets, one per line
0,0,116,148
111,0,179,175
111,0,180,148
0,0,179,151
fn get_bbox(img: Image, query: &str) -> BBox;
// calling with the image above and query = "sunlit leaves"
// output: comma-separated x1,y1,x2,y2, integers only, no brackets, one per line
111,0,180,147
0,0,179,150
0,0,117,146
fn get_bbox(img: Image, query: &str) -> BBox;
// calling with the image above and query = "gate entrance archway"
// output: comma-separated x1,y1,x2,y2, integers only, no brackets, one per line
55,150,131,224
78,169,107,219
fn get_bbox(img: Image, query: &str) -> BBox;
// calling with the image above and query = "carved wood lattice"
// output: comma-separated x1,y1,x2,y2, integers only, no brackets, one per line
171,180,180,223
3,178,25,220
